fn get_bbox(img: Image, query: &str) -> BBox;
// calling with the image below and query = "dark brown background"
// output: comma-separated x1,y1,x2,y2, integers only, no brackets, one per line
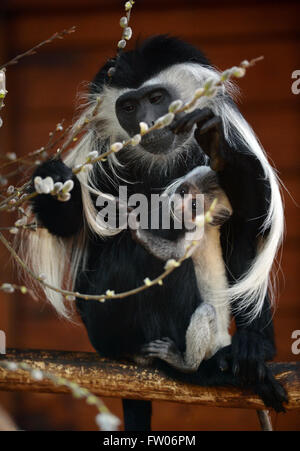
0,0,299,430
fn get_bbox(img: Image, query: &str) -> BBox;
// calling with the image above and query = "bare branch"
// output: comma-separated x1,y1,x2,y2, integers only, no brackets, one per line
0,27,76,71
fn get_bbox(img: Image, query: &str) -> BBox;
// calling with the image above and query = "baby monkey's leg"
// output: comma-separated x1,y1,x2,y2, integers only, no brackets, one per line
185,303,217,367
142,303,217,373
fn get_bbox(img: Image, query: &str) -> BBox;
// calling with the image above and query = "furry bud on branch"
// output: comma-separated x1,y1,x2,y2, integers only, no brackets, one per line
168,100,183,113
34,176,74,201
110,142,123,153
154,113,175,128
130,134,141,146
139,122,149,135
125,1,134,11
119,17,128,27
164,259,181,270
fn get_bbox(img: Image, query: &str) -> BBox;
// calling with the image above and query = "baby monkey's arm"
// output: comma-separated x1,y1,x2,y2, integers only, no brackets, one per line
129,213,187,261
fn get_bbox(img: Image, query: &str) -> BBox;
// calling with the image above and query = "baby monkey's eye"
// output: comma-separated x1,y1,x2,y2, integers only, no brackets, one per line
179,184,189,197
192,199,197,210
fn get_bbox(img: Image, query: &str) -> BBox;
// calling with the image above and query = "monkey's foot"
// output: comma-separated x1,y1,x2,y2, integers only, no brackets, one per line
228,330,275,384
142,337,197,373
254,367,288,413
213,337,288,413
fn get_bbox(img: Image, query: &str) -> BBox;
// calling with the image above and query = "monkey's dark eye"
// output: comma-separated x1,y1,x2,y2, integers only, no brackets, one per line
149,91,163,104
192,199,197,210
121,101,136,113
179,183,190,197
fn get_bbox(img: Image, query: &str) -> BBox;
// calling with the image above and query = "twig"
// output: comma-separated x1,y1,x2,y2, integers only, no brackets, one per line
0,27,76,70
0,56,263,210
0,281,35,298
0,180,31,209
0,55,263,302
55,98,102,159
116,1,135,52
0,360,120,431
0,200,215,303
0,120,68,171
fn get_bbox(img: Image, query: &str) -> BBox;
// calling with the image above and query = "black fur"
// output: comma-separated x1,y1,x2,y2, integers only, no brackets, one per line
31,159,83,237
91,35,211,92
31,36,287,428
122,400,152,432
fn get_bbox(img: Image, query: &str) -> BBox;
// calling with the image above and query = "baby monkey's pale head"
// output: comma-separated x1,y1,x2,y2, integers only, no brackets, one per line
175,166,233,227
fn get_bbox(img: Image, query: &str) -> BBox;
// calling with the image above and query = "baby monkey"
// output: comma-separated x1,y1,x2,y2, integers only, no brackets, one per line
130,166,233,373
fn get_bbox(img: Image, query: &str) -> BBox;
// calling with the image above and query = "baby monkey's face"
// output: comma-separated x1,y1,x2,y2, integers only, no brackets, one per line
175,171,233,227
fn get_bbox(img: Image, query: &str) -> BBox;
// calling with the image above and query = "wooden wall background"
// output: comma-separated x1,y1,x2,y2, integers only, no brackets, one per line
0,0,299,430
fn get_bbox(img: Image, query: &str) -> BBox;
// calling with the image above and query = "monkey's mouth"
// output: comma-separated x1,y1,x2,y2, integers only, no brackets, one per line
141,128,176,154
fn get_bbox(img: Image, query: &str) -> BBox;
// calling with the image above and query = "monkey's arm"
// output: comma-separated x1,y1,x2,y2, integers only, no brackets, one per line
31,159,83,237
200,113,276,382
191,110,276,373
172,107,277,382
220,224,276,382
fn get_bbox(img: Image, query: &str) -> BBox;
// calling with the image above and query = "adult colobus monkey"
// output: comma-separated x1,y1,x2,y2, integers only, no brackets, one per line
25,36,286,429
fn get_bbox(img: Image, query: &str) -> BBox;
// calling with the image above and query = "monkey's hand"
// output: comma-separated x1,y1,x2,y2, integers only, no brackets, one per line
142,337,197,374
216,330,274,382
230,330,275,383
170,108,226,171
30,158,83,237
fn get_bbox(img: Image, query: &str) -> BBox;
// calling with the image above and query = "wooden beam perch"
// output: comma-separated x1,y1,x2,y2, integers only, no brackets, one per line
0,349,299,411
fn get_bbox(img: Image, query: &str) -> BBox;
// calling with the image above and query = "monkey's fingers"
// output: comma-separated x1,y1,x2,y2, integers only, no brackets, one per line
142,339,174,352
231,330,270,385
160,337,176,344
254,367,288,413
141,338,178,359
193,116,226,171
213,345,231,372
196,116,222,136
141,343,168,359
170,107,213,134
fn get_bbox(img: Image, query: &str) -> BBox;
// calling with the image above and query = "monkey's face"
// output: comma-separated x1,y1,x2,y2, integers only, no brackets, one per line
115,84,190,154
174,167,233,226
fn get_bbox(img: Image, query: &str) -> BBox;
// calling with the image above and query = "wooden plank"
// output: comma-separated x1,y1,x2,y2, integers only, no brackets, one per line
0,349,299,410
